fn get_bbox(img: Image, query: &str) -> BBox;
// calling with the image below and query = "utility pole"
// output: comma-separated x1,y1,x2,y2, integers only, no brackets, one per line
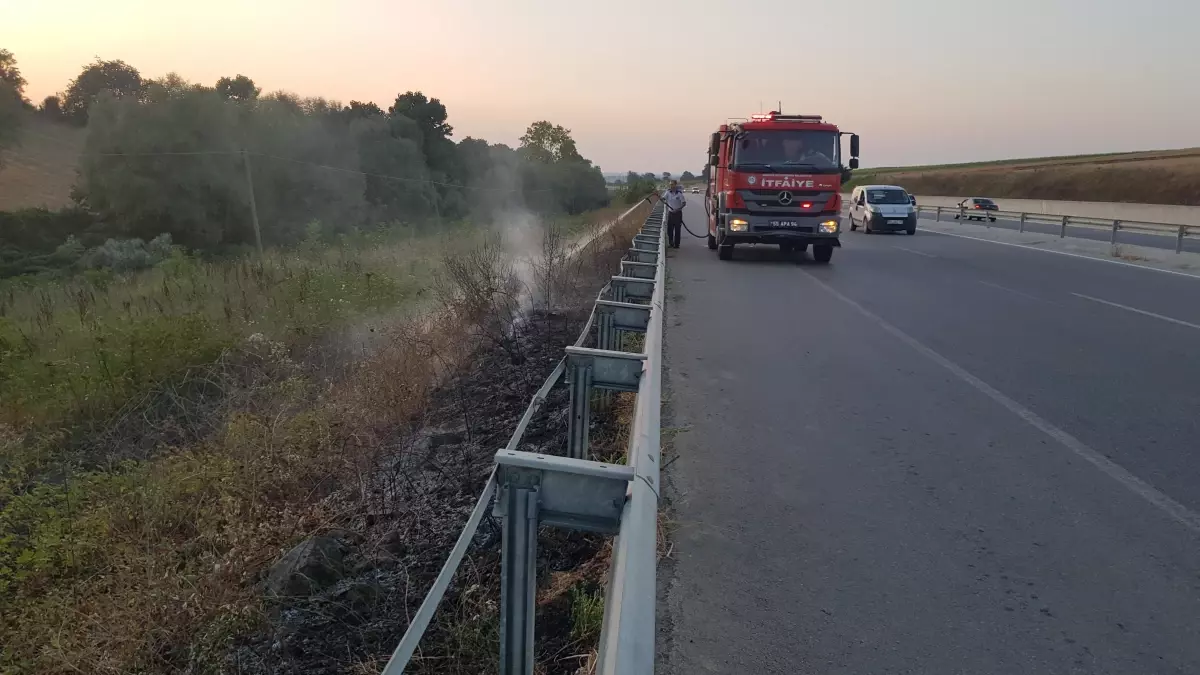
241,150,263,256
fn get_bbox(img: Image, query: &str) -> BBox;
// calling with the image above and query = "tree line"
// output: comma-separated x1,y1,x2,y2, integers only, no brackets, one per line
0,51,611,256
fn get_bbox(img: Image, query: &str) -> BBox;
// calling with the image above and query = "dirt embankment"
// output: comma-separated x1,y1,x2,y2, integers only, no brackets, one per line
0,114,84,211
853,149,1200,205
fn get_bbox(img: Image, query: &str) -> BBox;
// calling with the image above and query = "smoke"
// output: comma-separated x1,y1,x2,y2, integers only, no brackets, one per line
495,206,543,312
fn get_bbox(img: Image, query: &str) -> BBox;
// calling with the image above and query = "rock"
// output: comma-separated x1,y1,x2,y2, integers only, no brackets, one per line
326,527,364,545
329,579,383,621
265,536,348,597
379,528,409,556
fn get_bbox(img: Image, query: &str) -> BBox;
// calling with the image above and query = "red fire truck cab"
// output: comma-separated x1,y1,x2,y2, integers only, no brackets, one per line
706,112,859,263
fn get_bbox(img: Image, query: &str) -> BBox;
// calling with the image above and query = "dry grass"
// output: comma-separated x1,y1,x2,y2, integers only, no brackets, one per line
0,115,84,211
0,202,654,674
851,147,1200,205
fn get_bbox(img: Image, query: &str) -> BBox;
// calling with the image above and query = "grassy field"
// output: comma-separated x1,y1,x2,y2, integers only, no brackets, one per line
846,148,1200,205
0,114,85,211
0,197,650,673
0,227,460,671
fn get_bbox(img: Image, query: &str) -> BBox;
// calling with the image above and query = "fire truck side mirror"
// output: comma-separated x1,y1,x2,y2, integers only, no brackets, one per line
849,158,860,170
850,134,860,158
709,132,720,165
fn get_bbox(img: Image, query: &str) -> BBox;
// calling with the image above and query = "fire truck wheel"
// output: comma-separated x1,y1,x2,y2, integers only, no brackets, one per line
707,234,718,250
812,245,834,263
718,243,734,260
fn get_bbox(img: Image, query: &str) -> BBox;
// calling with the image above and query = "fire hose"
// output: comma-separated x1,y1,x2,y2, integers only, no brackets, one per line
647,193,708,239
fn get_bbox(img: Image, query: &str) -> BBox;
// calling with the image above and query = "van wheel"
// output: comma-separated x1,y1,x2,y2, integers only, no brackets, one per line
707,233,717,250
850,218,858,231
906,226,917,235
813,245,834,263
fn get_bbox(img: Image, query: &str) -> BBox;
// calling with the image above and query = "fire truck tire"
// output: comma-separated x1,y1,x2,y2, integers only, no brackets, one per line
812,245,834,263
707,233,718,250
718,243,734,260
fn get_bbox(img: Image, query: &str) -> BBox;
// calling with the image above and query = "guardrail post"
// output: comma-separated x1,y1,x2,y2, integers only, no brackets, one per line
1019,212,1026,233
595,312,616,409
566,361,593,459
1111,220,1120,245
1060,215,1068,238
1177,225,1186,253
936,206,942,222
497,468,539,675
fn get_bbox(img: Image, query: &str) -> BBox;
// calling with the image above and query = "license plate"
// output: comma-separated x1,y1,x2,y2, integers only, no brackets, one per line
768,220,799,228
887,219,904,225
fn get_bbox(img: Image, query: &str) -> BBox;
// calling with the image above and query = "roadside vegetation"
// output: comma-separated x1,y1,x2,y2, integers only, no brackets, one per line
0,46,650,674
846,148,1200,205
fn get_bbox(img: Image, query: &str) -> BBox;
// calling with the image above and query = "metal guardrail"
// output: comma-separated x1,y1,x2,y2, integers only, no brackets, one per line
381,200,666,675
917,204,1195,253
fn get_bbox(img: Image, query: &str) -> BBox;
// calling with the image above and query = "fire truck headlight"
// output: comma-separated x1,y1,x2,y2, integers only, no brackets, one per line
729,219,749,232
819,220,839,234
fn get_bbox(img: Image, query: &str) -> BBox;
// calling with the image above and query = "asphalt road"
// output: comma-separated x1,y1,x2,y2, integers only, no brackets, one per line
918,208,1200,255
657,200,1200,675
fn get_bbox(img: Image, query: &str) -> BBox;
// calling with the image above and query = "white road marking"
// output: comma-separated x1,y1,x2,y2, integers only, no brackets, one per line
978,280,1045,303
804,272,1200,536
923,229,1200,281
1072,293,1200,331
894,246,937,258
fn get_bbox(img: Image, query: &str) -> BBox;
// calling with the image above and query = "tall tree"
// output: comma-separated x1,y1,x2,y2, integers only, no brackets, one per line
63,58,142,124
388,91,452,143
662,172,671,181
0,49,27,100
519,121,581,163
680,170,696,181
342,100,383,120
215,74,260,102
39,95,63,119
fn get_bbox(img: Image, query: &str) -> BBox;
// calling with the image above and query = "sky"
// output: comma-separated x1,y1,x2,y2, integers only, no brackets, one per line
6,0,1200,173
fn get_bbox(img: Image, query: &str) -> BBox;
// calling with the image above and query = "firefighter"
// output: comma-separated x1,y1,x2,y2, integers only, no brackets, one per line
664,180,686,248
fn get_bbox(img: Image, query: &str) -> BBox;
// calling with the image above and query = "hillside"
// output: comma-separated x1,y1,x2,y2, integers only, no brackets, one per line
847,148,1200,206
0,113,85,211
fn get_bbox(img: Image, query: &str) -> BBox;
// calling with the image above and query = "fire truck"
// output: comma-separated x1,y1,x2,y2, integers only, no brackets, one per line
706,112,859,262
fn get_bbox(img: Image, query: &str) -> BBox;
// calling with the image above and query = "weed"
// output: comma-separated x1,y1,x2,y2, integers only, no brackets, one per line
568,584,605,644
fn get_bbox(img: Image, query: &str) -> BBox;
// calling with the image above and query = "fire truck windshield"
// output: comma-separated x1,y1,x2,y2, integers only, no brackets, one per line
733,130,840,173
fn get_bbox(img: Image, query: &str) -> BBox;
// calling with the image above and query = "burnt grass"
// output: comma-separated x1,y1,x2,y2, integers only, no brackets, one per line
226,307,615,675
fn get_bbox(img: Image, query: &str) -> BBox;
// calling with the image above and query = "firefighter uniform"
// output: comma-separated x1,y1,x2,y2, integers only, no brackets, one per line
664,186,686,248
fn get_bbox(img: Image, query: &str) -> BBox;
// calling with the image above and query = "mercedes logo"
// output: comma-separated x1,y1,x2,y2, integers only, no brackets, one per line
777,191,793,206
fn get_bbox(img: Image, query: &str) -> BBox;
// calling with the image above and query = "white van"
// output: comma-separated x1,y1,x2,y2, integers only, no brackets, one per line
848,185,917,235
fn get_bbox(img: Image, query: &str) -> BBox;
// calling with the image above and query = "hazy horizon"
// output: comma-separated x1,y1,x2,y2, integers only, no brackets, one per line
8,0,1200,173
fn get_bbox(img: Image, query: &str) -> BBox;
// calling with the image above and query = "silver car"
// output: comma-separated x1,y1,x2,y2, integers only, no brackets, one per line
848,185,917,235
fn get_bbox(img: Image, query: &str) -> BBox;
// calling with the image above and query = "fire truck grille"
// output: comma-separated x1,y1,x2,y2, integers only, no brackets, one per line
738,190,835,213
